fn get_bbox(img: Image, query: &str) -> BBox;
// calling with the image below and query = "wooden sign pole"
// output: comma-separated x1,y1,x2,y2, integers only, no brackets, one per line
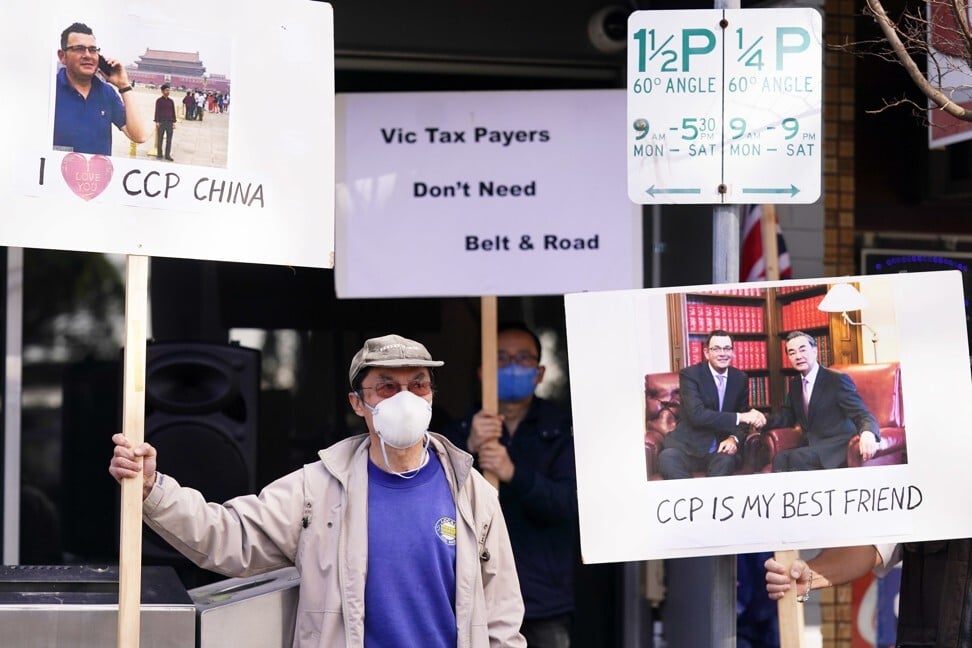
760,204,781,283
480,296,500,488
118,255,149,648
760,205,805,647
775,548,805,647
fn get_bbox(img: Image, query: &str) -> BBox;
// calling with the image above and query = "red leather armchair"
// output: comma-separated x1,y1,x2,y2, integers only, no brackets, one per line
753,362,906,471
644,372,761,480
843,363,906,467
645,372,680,480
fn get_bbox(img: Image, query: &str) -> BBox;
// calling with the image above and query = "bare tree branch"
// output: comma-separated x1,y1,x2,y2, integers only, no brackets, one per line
863,95,928,121
947,0,972,62
864,0,972,122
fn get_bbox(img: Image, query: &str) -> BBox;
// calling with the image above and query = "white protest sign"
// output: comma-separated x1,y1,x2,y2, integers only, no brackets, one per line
0,0,334,268
627,8,822,204
565,271,972,562
335,90,641,297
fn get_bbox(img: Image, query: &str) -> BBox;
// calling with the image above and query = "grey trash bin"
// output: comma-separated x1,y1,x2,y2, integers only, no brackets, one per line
190,566,299,648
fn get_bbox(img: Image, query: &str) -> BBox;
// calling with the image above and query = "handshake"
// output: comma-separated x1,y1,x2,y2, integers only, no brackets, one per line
739,408,767,429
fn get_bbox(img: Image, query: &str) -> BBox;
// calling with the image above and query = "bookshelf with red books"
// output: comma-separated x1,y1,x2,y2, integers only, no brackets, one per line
774,284,834,371
673,285,845,411
770,285,845,407
683,288,772,408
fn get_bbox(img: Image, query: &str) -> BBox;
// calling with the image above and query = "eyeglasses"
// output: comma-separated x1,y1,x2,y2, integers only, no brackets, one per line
497,352,539,367
359,379,433,400
708,346,734,353
64,45,101,55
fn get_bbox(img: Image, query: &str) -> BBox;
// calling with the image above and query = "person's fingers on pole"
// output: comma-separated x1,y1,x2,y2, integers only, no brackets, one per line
766,577,791,599
789,559,808,580
470,411,502,451
764,556,796,598
111,436,136,462
478,443,503,468
133,442,156,460
109,435,157,481
109,448,142,482
474,411,502,432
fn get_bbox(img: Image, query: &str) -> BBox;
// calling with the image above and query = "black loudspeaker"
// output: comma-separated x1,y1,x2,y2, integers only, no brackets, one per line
145,341,260,494
141,341,260,582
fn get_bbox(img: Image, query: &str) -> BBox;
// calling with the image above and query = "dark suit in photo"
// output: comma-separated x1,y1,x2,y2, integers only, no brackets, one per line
767,366,879,471
658,362,751,479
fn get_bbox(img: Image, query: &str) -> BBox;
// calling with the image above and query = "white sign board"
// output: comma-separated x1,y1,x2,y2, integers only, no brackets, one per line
565,271,972,562
336,90,642,298
627,8,822,204
0,0,334,268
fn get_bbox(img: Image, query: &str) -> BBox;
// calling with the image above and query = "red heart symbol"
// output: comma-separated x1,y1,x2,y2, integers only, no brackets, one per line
60,153,114,201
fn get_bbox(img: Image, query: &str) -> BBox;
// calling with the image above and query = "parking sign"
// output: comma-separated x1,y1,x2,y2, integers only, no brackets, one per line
627,9,822,204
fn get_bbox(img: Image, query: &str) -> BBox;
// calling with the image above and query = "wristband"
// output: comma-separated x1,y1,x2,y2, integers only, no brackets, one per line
119,85,133,94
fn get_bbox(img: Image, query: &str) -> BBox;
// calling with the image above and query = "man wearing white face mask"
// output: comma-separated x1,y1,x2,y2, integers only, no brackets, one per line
444,322,577,648
109,333,526,648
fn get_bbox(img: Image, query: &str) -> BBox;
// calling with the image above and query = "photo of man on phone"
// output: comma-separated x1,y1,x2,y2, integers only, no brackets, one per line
54,22,149,155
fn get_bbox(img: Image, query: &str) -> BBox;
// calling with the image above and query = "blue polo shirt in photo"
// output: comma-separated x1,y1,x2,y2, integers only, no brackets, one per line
53,67,126,155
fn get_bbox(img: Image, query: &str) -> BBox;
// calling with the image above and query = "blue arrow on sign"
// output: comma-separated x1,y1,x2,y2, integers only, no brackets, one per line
741,184,800,197
646,185,702,198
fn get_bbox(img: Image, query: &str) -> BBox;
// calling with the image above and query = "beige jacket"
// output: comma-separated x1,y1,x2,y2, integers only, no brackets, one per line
142,433,526,648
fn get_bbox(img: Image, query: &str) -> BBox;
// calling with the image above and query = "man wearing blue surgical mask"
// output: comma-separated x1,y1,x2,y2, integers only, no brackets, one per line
445,322,577,648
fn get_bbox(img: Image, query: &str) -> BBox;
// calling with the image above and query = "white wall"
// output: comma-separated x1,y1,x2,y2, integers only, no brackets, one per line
859,280,900,364
635,292,675,373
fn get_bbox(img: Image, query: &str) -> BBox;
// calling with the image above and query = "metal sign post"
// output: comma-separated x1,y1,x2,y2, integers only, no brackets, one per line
626,3,821,646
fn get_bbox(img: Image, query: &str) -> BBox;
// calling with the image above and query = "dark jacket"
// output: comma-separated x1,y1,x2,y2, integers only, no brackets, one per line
766,366,879,469
443,398,578,621
662,362,751,457
897,540,972,647
154,96,176,123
